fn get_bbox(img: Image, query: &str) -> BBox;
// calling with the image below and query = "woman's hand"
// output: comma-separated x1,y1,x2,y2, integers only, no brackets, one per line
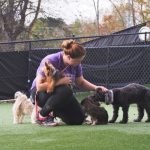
56,76,72,86
95,86,108,93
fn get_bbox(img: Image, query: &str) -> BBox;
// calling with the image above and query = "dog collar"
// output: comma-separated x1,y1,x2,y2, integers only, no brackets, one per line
52,69,58,76
109,90,114,103
105,90,114,104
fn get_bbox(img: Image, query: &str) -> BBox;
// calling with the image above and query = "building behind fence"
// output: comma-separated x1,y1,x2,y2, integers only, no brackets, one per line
0,23,150,100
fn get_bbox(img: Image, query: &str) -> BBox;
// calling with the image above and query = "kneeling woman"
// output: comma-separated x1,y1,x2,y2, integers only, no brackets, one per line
30,40,107,126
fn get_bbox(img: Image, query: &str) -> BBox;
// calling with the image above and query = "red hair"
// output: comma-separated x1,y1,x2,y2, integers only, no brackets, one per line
61,40,86,58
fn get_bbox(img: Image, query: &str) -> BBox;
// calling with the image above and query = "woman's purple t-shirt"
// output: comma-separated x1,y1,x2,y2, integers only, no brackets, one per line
31,51,83,89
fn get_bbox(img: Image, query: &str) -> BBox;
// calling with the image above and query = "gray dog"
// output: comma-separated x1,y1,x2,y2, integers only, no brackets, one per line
95,83,150,123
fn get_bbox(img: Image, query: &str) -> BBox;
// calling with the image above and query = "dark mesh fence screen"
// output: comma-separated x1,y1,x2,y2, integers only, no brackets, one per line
0,34,150,99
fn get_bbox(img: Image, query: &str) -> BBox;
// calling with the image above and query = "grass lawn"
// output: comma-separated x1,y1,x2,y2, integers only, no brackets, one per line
0,92,150,150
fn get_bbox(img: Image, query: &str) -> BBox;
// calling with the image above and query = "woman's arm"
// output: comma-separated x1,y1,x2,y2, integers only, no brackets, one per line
36,75,48,92
76,76,108,92
36,74,72,92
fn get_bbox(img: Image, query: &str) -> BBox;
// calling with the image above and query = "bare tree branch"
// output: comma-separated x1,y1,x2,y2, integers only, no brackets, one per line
0,0,42,41
92,0,100,35
27,0,42,37
13,0,29,39
131,0,136,26
108,0,125,27
140,2,145,22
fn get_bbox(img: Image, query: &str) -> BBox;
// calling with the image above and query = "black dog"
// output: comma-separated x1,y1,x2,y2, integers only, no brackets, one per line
96,83,150,124
81,96,108,125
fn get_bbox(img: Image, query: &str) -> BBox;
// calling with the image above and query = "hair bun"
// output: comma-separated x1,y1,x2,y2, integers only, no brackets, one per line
61,40,75,49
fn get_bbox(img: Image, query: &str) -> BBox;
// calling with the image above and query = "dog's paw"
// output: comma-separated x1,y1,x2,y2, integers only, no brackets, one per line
83,120,92,125
119,120,127,124
134,118,141,122
145,119,150,123
108,120,115,123
31,120,36,124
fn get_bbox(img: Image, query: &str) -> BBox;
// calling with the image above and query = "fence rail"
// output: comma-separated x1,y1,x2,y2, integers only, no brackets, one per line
0,33,150,100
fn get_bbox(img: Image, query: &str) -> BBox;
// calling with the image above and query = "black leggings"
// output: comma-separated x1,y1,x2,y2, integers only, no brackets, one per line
30,85,85,125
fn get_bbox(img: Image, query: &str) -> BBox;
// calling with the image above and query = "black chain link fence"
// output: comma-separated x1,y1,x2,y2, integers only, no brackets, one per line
0,33,150,100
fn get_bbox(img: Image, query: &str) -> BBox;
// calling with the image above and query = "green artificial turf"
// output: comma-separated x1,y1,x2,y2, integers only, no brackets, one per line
0,93,150,150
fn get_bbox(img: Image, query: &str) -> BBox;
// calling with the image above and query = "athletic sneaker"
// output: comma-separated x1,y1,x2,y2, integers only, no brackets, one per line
42,116,58,126
36,115,58,127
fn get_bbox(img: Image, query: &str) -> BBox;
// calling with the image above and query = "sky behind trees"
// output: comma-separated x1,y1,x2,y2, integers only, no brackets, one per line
40,0,112,24
0,0,149,41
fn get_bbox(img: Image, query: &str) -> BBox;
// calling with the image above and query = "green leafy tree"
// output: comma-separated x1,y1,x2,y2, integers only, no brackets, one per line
0,0,41,41
31,17,72,39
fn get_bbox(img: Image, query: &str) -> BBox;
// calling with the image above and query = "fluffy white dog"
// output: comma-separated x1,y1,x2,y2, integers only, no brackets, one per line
12,91,36,124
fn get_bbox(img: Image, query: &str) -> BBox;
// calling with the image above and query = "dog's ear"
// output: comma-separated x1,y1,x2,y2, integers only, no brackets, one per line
93,99,100,106
14,91,22,99
93,91,105,102
45,62,49,69
45,61,57,77
80,98,85,105
88,97,100,106
44,61,52,76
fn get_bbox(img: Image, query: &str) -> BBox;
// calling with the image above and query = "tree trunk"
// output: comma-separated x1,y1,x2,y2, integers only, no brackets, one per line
92,0,100,35
0,0,42,43
108,0,125,27
131,0,136,26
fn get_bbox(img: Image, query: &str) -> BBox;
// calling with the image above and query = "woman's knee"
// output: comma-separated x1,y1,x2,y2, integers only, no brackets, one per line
55,85,73,97
56,106,85,125
63,113,85,125
71,114,85,125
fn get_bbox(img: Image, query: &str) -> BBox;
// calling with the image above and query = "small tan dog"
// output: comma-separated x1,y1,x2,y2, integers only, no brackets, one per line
42,61,63,93
12,91,36,124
